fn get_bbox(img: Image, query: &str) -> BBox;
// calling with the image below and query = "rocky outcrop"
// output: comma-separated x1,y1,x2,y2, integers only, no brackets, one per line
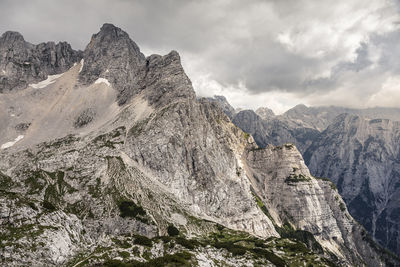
230,101,400,257
0,24,397,266
80,23,194,106
245,144,395,266
304,114,400,256
232,109,319,153
0,31,82,92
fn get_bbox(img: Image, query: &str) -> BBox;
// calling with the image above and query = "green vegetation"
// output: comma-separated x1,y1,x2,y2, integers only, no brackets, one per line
276,222,323,253
88,177,102,198
252,191,275,223
0,172,14,190
93,127,125,148
243,132,250,140
103,251,193,267
236,167,241,177
128,118,150,138
314,176,337,190
284,144,295,149
24,171,46,194
118,251,130,259
339,202,346,212
118,200,146,219
133,235,152,247
167,225,180,236
175,237,201,250
285,173,311,184
42,200,57,211
0,223,58,249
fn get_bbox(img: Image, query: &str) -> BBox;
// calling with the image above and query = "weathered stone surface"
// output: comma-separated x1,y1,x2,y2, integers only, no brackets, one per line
230,100,400,257
304,114,400,256
0,31,82,92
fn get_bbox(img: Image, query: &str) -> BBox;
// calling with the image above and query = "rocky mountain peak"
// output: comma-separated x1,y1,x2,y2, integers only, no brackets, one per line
79,24,147,105
0,31,25,44
84,23,144,60
255,107,275,120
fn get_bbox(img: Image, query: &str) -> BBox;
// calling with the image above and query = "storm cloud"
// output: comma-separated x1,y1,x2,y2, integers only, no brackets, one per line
1,0,400,113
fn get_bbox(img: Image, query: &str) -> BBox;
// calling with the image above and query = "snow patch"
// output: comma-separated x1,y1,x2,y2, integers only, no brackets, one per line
79,59,84,73
29,74,63,89
1,69,5,74
73,62,77,66
94,78,111,86
1,135,24,149
105,69,109,73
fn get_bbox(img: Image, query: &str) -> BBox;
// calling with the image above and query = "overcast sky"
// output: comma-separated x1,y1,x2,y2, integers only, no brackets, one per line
1,0,400,113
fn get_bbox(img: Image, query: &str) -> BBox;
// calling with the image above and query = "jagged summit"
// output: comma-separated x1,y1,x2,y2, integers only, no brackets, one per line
0,30,82,92
79,24,192,105
255,106,275,119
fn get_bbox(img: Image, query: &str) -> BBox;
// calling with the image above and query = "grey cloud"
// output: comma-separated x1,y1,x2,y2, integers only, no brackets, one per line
1,0,400,108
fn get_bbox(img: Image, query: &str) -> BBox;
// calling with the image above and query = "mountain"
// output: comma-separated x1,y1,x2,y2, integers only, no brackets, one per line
304,114,400,257
232,109,320,153
0,24,398,266
222,99,400,257
0,31,82,93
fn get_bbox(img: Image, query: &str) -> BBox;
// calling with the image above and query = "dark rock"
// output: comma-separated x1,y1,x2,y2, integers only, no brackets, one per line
0,31,82,92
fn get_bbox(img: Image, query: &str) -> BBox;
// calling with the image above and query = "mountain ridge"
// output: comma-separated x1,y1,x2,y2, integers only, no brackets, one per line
210,95,400,257
0,24,398,266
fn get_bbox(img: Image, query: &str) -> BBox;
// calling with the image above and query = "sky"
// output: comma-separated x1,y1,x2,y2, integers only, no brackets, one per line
1,0,400,114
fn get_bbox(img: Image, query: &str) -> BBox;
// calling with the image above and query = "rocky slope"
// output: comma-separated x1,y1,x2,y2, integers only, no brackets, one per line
0,24,397,266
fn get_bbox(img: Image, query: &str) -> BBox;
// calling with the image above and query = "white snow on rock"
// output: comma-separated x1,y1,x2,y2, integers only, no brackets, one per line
29,74,63,89
1,135,24,149
79,59,84,73
94,78,111,86
2,69,5,74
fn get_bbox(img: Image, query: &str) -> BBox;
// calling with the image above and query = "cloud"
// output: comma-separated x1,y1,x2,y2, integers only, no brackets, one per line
1,0,400,113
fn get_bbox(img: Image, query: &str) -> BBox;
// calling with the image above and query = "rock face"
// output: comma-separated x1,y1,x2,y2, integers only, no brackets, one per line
232,109,319,153
0,31,82,92
226,100,400,257
0,24,398,266
304,114,400,256
245,144,391,266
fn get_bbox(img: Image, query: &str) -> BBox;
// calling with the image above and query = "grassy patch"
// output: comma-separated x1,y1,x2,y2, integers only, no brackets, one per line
284,173,311,184
103,251,193,267
167,225,180,236
133,235,152,247
118,201,146,219
276,222,323,253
